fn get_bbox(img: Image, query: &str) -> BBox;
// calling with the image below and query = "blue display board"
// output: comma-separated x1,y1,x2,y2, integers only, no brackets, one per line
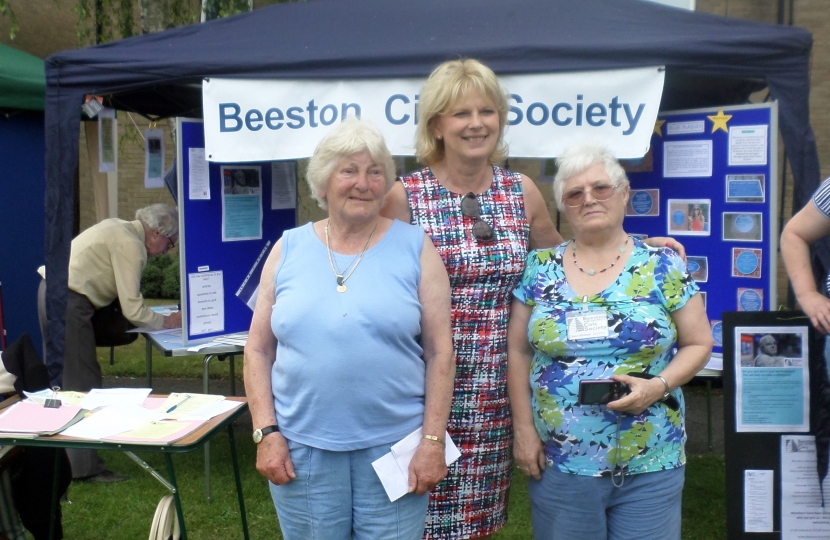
177,119,296,343
624,103,777,356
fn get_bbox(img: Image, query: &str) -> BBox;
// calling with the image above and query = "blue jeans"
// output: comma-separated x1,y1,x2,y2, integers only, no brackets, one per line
269,440,429,540
528,466,685,540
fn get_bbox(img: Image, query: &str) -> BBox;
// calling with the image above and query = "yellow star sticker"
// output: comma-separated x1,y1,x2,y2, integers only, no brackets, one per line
653,119,666,137
708,109,732,133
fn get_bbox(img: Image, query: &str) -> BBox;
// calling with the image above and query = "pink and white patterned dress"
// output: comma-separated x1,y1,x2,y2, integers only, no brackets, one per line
401,165,529,539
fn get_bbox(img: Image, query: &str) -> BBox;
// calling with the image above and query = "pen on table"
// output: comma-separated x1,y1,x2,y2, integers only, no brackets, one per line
166,395,191,413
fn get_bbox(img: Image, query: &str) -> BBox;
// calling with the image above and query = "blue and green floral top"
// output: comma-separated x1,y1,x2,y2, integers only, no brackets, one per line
513,238,698,476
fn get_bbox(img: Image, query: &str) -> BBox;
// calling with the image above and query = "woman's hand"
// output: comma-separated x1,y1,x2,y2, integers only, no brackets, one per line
605,374,665,415
255,433,296,485
408,440,447,495
644,237,686,260
513,427,546,480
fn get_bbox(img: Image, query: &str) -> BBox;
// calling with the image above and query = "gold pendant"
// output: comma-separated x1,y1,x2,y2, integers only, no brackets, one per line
337,284,347,293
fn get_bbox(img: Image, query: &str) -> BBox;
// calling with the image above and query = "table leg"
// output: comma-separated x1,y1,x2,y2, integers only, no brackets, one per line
49,449,61,540
203,354,217,502
145,337,153,389
228,424,250,539
165,454,188,540
229,354,236,396
707,379,713,453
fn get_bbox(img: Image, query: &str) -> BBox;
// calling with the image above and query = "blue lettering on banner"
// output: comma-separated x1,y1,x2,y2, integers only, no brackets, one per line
217,94,649,135
245,109,263,131
265,108,284,130
508,94,523,125
386,94,410,125
286,107,305,129
219,103,243,132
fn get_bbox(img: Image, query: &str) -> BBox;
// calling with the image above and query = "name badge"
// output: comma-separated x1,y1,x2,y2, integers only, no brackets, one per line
565,309,609,341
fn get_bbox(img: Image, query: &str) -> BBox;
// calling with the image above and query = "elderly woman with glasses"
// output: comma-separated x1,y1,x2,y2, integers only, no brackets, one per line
382,59,683,540
46,202,182,482
245,117,455,540
507,142,712,540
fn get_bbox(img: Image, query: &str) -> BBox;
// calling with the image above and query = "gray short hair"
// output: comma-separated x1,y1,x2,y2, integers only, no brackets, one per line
135,203,178,237
305,117,396,210
552,142,629,212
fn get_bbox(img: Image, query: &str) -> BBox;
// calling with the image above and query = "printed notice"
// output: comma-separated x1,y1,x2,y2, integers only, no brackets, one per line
729,125,768,166
221,166,263,241
744,470,773,532
663,140,712,178
188,271,224,336
666,120,705,136
735,326,809,432
144,129,165,189
188,148,210,200
271,162,297,210
781,436,830,539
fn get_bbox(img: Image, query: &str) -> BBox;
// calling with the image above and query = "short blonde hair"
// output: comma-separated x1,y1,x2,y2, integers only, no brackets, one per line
415,59,509,165
552,142,629,212
305,117,396,210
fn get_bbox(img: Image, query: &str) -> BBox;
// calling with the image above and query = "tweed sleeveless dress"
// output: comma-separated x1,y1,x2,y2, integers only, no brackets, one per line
401,165,529,539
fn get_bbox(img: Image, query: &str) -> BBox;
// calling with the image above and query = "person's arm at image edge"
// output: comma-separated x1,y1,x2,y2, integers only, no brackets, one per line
408,235,455,495
507,298,546,480
609,294,713,414
243,239,295,485
781,202,830,334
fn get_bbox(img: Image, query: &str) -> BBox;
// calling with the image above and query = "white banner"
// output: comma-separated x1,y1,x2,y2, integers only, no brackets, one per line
203,66,664,162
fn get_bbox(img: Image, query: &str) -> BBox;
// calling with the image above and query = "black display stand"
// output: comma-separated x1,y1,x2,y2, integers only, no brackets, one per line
723,311,824,539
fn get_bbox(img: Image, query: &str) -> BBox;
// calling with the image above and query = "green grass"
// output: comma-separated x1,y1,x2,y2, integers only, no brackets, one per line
61,441,725,539
85,300,726,538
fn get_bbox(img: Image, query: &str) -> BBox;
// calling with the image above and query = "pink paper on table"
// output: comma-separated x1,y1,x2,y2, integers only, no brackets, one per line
103,420,204,444
0,402,84,434
141,397,168,410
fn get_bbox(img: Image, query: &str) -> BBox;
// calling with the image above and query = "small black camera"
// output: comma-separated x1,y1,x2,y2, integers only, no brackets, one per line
577,379,630,406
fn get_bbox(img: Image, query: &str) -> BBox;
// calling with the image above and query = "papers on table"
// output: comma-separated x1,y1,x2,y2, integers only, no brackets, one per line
24,389,87,407
80,388,152,409
0,402,85,435
160,393,225,420
62,405,163,439
372,428,461,502
185,332,248,352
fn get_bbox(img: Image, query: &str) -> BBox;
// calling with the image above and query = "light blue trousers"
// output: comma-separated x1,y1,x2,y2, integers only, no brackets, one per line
269,440,429,540
529,466,685,540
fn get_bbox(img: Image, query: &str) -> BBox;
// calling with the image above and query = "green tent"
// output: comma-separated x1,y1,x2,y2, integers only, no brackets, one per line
0,44,44,110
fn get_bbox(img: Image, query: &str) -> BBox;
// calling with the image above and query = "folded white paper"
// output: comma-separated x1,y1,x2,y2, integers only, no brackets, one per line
371,428,461,502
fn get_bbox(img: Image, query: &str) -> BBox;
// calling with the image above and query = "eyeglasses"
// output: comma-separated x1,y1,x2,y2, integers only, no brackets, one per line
562,183,621,208
165,236,177,250
460,193,495,243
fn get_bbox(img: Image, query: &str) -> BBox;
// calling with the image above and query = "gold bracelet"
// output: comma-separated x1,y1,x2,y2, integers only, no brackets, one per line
422,434,445,446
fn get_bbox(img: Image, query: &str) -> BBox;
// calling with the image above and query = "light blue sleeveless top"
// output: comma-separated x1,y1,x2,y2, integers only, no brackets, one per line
270,220,426,451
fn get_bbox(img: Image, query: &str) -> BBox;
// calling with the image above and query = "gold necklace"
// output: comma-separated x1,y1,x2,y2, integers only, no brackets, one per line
325,221,377,293
571,236,630,276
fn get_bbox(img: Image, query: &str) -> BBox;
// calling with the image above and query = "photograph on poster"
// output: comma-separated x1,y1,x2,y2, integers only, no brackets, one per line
731,248,762,278
686,256,708,282
735,326,809,433
737,288,764,312
626,189,660,216
781,435,830,539
667,199,710,236
723,212,763,242
726,174,765,203
663,140,713,178
729,125,768,166
221,165,263,242
223,167,262,195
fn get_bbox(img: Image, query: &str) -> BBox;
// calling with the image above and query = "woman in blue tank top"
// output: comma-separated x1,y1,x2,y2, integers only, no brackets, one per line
244,117,456,540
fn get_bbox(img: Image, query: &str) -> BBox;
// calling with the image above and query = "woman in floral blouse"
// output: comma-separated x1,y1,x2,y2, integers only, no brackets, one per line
507,142,712,540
